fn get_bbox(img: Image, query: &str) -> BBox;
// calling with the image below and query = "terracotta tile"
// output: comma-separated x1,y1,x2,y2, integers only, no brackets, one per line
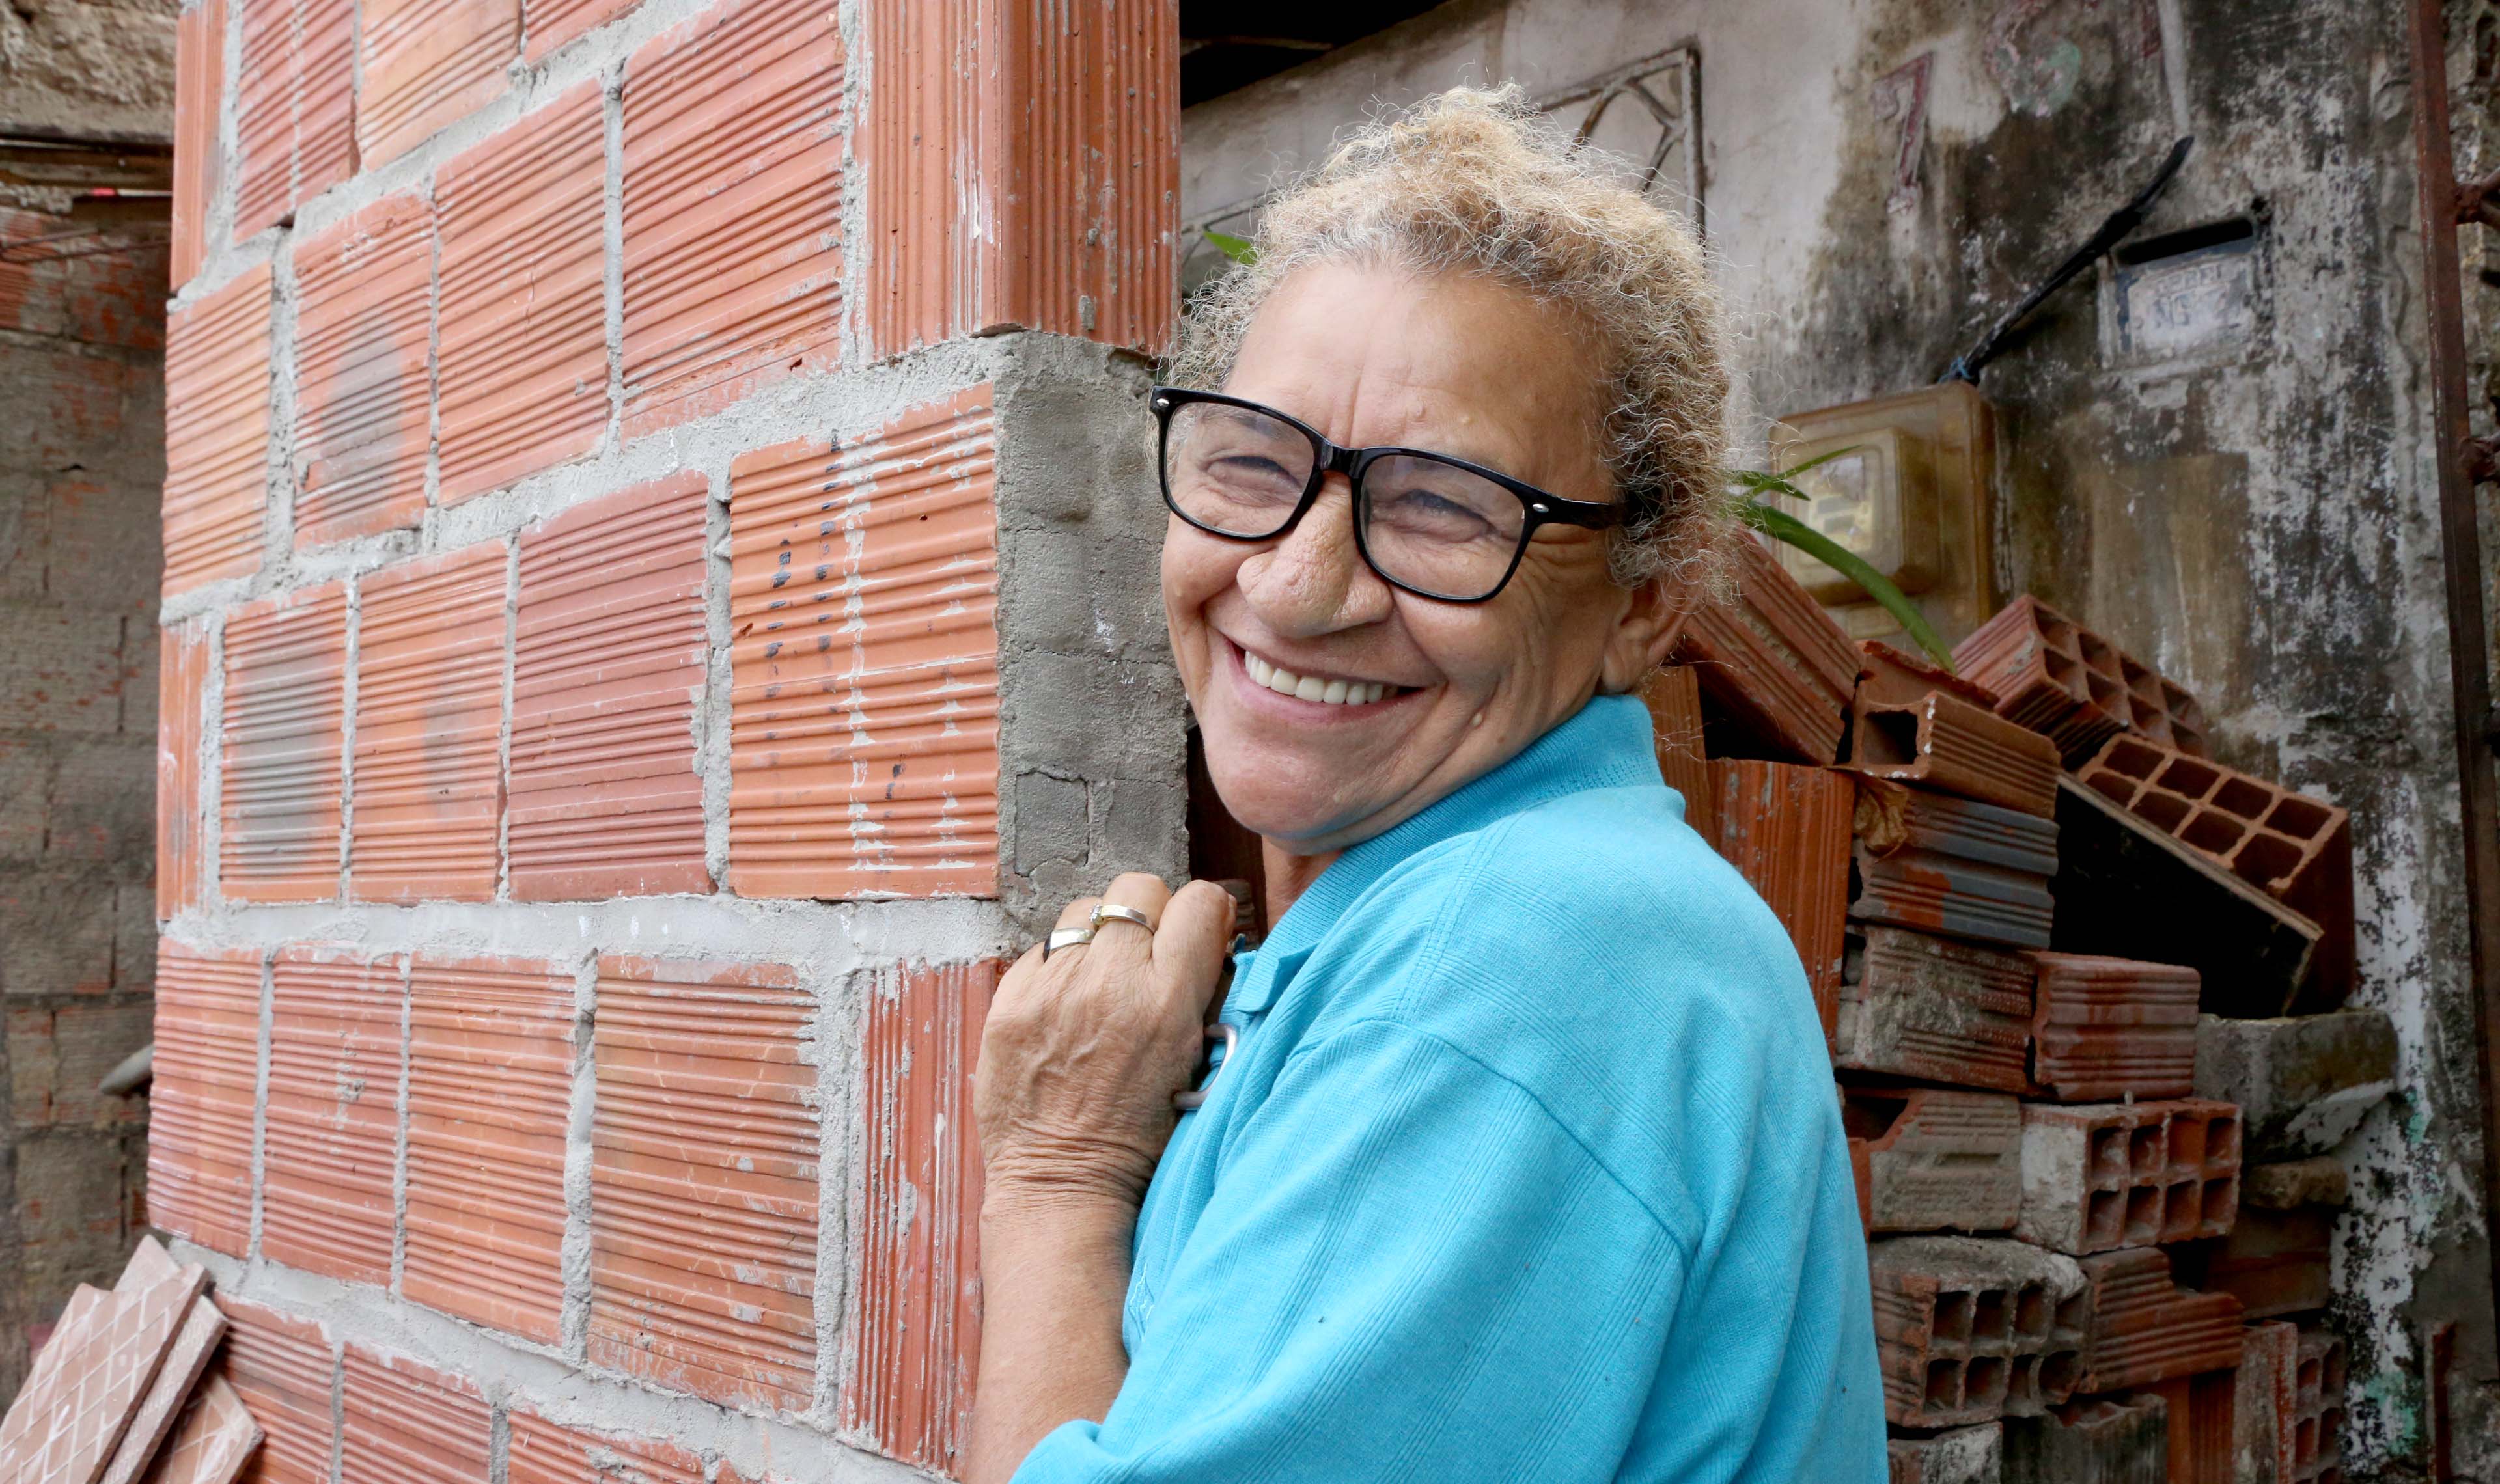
357,0,518,169
163,264,271,597
1706,758,1850,1041
2016,1099,2240,1256
232,0,358,240
436,82,606,504
1851,780,2057,951
1848,687,2058,818
620,0,840,435
156,621,210,918
215,1297,333,1484
726,390,1000,900
171,0,227,289
860,0,1176,356
298,0,358,199
2025,952,2199,1103
349,543,507,902
260,948,403,1284
1855,639,2001,713
337,1345,489,1483
844,960,999,1470
2001,1394,2167,1483
1637,665,1712,842
524,0,637,59
102,1241,229,1484
401,954,573,1342
1867,1235,2085,1428
292,193,432,547
509,475,709,900
139,1374,261,1484
1672,534,1861,764
0,1268,209,1483
1883,1423,2000,1484
505,1409,706,1484
2072,1247,2243,1394
219,581,347,901
147,942,262,1257
1952,594,2209,764
1842,1088,2020,1235
589,955,815,1410
1833,927,2032,1092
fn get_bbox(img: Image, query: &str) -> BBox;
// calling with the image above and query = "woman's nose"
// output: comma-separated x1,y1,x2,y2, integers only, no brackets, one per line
1234,480,1393,637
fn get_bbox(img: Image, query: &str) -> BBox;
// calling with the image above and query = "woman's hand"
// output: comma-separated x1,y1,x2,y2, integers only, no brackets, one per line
975,873,1238,1214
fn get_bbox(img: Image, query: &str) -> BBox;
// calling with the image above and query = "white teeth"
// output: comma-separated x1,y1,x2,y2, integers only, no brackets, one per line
1241,649,1395,706
1322,679,1348,705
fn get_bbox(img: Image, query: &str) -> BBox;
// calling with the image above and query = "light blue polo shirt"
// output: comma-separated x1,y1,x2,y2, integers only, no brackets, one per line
1014,693,1887,1483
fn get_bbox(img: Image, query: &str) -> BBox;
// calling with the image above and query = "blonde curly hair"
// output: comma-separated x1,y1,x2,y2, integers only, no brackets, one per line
1169,84,1734,593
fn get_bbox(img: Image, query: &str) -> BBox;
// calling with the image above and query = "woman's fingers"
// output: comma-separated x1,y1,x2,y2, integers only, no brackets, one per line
1153,879,1237,1021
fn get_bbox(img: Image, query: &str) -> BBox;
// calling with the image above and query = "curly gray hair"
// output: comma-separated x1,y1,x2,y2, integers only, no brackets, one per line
1168,84,1734,594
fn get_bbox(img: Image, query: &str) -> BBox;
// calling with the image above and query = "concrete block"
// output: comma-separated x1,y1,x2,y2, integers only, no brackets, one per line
525,0,636,60
233,0,357,239
1852,780,2058,950
215,1297,337,1484
6,998,151,1129
1010,771,1087,877
0,607,126,734
1952,596,2208,764
2075,1248,2244,1393
1846,1088,2022,1235
1889,1423,2003,1484
1673,534,1860,764
162,245,268,598
46,737,152,867
2003,1394,2167,1484
169,0,223,288
48,476,169,612
122,615,158,739
221,581,348,902
1868,1235,2086,1428
508,1408,708,1483
2017,1100,2240,1256
590,955,816,1410
111,884,152,991
293,193,432,547
147,942,262,1258
340,1342,492,1483
0,736,46,860
1639,665,1714,842
2027,953,2199,1103
1835,927,2034,1092
2193,1011,2395,1161
511,474,710,900
14,1129,135,1300
156,620,210,917
260,948,404,1285
1850,687,2060,818
0,873,117,994
350,542,508,903
357,0,518,169
1710,758,1852,1039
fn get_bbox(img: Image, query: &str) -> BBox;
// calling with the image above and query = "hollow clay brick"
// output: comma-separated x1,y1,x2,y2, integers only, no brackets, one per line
2135,1369,2236,1484
215,1297,335,1484
844,960,1002,1472
171,0,225,288
2203,1199,2334,1320
1845,1088,2021,1235
727,389,1001,900
1852,780,2058,951
401,955,574,1343
1952,596,2208,764
1857,639,2003,713
1638,665,1714,843
621,0,842,435
861,0,1177,356
1867,1235,2087,1428
143,943,260,1257
590,955,816,1410
2292,1330,2347,1484
2073,1248,2244,1393
350,543,507,903
292,194,432,547
2048,778,2319,1017
2016,1100,2240,1256
158,620,210,918
525,0,637,59
232,0,357,241
260,948,404,1285
2192,1010,2396,1163
1886,1423,2002,1484
2002,1394,2167,1484
507,1408,707,1484
510,474,710,900
436,82,606,504
358,0,518,169
1673,534,1861,764
1835,928,2033,1091
2025,953,2200,1103
1710,758,1852,1040
339,1345,490,1484
163,264,271,596
221,581,347,901
1850,687,2059,818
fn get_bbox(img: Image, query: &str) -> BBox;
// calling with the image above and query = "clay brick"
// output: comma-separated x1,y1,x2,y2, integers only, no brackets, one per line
1952,596,2208,764
2251,1328,2347,1484
146,942,261,1258
171,0,226,288
2025,953,2199,1103
357,0,518,169
1850,687,2059,818
2203,1200,2333,1320
162,264,271,596
220,581,346,901
1844,1088,2021,1235
1867,1235,2085,1427
436,82,607,504
2002,1394,2167,1484
589,955,816,1410
1708,758,1851,1039
525,0,637,59
348,543,507,902
2192,1010,2395,1162
621,0,842,435
0,875,118,995
401,955,573,1342
507,1409,706,1484
861,0,1177,356
214,1297,335,1484
339,1344,491,1483
0,608,127,732
2016,1100,2240,1256
510,475,708,900
260,948,403,1284
292,193,432,547
1857,638,2003,712
1637,665,1713,842
2242,1155,2348,1211
1852,780,2058,950
232,0,357,240
2136,1370,2235,1484
844,960,1000,1471
8,998,152,1128
1887,1423,2001,1484
1835,926,2034,1092
2074,1248,2243,1393
157,620,210,916
1674,534,1861,763
726,390,1001,900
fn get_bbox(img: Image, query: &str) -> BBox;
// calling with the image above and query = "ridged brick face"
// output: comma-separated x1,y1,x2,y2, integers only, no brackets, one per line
146,943,263,1258
163,264,271,596
621,0,842,435
232,0,357,240
507,1410,708,1484
727,389,1001,900
157,620,210,917
401,955,574,1342
357,0,520,169
293,193,433,547
523,0,637,60
171,0,227,287
436,81,607,504
1710,758,1852,1039
220,581,348,901
846,960,998,1471
349,543,508,901
589,956,816,1410
217,1298,336,1484
260,948,404,1284
339,1345,493,1483
509,474,709,900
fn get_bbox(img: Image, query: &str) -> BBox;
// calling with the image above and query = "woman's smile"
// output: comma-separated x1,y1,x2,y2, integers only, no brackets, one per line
1225,635,1421,712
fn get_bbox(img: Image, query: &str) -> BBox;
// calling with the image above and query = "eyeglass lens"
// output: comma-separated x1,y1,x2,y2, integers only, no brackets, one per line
1162,400,1530,601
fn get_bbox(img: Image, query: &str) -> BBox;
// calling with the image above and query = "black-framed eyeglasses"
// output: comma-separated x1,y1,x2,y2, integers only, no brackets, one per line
1150,387,1624,603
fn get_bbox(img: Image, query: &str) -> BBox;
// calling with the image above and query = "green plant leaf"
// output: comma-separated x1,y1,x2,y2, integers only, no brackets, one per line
1727,445,1863,504
1203,230,1258,266
1740,500,1957,672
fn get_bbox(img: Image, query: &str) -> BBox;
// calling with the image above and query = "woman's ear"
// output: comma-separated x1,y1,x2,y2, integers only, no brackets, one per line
1596,574,1695,695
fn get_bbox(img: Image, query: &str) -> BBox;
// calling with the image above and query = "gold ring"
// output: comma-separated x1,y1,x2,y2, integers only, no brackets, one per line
1090,903,1154,934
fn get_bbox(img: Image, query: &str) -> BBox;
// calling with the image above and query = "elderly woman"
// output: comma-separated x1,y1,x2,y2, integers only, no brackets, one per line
965,88,1885,1483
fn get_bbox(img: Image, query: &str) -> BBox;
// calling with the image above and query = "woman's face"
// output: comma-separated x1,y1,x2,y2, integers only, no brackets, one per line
1162,261,1682,856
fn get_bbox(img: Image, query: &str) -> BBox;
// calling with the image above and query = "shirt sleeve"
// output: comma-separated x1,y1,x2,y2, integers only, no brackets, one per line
1010,1017,1689,1484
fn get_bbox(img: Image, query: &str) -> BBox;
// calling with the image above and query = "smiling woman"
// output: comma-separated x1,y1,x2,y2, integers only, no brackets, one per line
965,85,1887,1484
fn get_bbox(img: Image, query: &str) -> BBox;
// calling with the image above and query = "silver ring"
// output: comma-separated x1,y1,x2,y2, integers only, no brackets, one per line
1043,926,1095,959
1174,1023,1240,1111
1090,903,1154,934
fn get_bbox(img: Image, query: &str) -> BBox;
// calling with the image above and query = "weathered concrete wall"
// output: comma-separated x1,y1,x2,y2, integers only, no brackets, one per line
0,0,176,141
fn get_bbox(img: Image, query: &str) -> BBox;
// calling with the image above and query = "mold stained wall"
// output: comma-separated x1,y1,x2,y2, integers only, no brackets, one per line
1181,0,2495,1472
